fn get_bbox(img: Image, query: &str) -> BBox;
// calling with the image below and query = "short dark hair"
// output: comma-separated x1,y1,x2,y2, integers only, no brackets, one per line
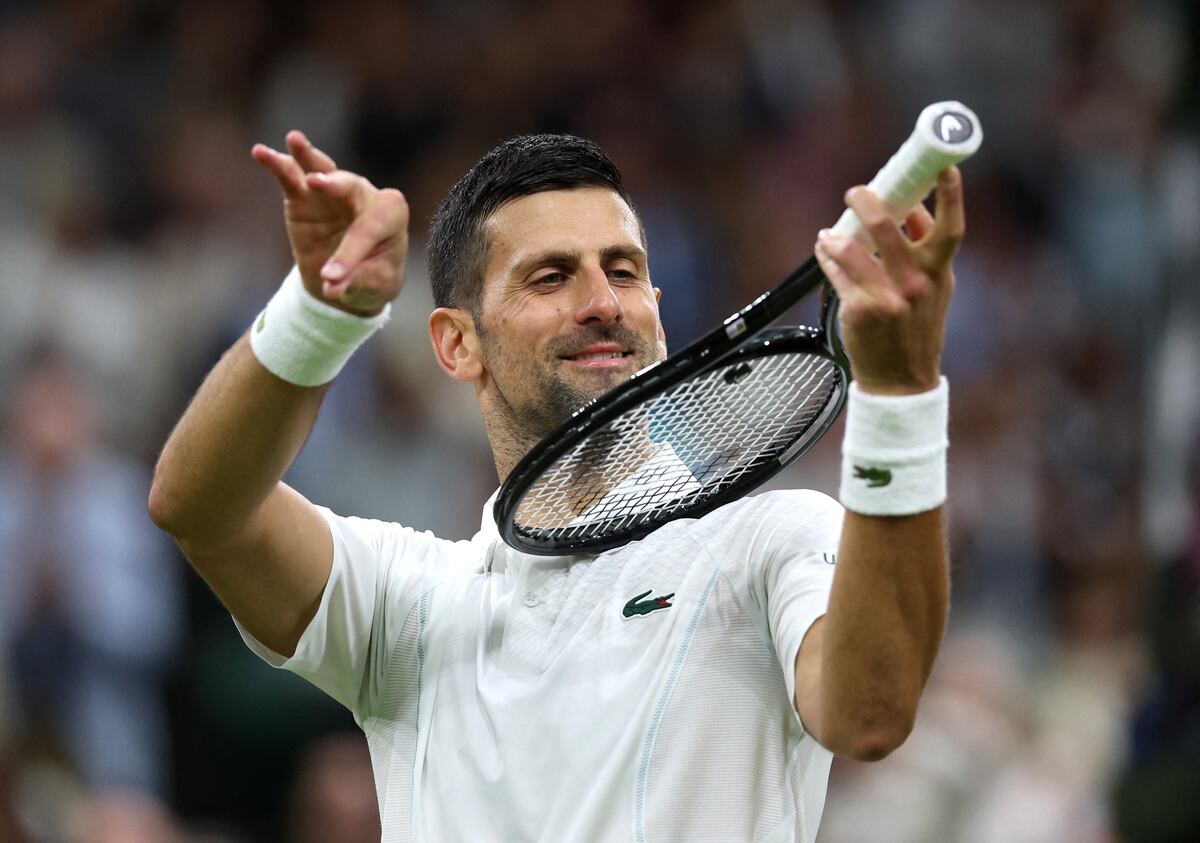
427,134,638,317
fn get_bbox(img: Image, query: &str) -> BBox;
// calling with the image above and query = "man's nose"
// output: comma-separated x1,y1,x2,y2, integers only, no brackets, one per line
573,265,623,324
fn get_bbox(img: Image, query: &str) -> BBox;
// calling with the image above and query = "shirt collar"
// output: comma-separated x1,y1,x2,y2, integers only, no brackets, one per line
479,487,502,541
477,487,522,576
478,487,588,576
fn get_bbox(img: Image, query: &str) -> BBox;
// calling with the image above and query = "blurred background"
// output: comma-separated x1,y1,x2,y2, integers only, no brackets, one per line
0,0,1197,840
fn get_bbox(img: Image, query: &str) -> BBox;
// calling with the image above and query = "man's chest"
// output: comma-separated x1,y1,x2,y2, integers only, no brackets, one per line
418,523,766,693
481,534,724,678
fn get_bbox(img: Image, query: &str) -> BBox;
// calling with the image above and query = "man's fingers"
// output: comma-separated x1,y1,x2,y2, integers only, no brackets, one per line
321,187,409,285
321,237,406,302
251,131,338,199
323,233,408,302
306,169,359,198
844,186,915,280
815,238,855,302
306,170,373,222
286,130,338,174
924,166,965,269
251,144,307,198
816,230,905,314
904,203,936,243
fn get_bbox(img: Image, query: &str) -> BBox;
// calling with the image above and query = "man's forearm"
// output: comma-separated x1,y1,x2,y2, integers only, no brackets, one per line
149,334,329,546
818,507,949,759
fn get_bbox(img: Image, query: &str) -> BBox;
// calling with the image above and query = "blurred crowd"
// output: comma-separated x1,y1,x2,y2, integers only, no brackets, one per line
0,0,1196,841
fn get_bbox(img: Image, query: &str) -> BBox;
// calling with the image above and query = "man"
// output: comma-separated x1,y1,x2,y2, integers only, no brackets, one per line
150,130,961,841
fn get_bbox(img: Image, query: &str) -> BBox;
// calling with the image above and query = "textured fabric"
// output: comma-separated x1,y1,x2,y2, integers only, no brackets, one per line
840,377,949,515
249,265,391,387
642,574,800,841
235,489,842,842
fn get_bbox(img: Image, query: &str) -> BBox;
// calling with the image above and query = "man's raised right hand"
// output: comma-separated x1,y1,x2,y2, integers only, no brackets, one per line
252,130,408,317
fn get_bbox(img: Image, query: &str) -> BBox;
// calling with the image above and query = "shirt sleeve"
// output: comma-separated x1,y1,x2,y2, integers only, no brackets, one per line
742,489,844,717
234,506,466,721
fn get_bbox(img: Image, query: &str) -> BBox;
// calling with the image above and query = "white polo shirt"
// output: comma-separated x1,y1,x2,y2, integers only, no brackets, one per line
238,488,843,842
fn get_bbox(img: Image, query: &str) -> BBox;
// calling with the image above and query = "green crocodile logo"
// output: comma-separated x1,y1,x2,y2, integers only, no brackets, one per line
852,465,892,488
255,310,267,333
623,589,674,618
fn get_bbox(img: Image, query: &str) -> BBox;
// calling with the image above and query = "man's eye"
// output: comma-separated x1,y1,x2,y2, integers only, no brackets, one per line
609,268,639,282
532,272,566,286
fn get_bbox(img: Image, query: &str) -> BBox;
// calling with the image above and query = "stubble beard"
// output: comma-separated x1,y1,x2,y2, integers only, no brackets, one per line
479,322,662,468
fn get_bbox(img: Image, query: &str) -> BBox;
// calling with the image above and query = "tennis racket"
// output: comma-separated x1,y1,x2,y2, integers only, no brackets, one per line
495,102,982,555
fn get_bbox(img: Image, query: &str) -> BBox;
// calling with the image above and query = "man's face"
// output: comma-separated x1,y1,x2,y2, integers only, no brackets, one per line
474,187,667,439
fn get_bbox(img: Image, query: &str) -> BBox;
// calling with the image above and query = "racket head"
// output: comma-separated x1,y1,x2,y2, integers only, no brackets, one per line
495,324,848,556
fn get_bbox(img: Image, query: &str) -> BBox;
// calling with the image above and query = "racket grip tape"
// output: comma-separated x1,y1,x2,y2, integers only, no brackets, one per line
831,101,982,244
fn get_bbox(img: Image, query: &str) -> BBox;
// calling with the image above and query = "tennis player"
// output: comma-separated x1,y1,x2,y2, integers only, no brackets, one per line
150,130,962,842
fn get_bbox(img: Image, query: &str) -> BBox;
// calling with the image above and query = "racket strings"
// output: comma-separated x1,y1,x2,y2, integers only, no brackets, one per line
513,351,841,543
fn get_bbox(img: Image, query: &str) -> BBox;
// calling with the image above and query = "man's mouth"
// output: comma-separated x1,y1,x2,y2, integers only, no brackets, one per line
560,344,634,368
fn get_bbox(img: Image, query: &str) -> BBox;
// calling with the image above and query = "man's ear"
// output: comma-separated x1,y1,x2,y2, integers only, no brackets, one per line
429,307,484,382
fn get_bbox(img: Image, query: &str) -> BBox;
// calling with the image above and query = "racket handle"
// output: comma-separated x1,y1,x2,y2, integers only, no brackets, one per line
831,101,982,244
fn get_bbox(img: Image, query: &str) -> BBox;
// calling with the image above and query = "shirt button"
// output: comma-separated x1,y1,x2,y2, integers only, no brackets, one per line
523,591,539,607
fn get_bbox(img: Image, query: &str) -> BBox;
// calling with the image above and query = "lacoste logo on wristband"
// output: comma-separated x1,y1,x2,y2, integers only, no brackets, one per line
622,589,674,618
256,310,267,332
852,465,892,488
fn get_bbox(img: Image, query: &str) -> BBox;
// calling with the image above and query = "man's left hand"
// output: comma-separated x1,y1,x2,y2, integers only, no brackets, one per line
814,166,965,396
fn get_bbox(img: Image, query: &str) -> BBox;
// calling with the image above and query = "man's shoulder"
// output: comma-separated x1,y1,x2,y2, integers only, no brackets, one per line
318,505,488,576
701,488,844,529
630,488,842,563
683,488,844,568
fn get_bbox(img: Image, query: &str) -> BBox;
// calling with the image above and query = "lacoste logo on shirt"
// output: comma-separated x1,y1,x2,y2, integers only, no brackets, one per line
622,589,674,618
852,465,892,488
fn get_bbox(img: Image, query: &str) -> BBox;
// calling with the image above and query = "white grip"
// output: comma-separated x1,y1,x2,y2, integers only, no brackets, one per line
831,101,982,244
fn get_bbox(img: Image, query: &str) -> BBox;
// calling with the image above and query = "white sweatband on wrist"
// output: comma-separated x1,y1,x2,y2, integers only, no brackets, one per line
249,266,391,387
839,377,949,516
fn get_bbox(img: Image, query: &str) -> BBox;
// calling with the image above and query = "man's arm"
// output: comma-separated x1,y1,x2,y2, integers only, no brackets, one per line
793,167,963,760
794,510,948,760
148,132,408,657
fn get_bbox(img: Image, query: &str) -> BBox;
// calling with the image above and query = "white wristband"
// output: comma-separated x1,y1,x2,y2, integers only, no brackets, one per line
249,266,391,387
839,377,949,516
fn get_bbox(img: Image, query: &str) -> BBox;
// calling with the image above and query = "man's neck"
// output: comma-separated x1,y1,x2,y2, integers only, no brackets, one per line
481,408,540,486
481,403,665,527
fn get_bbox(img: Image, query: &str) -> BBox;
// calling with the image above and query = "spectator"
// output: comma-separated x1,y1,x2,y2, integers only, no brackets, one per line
0,751,28,843
73,790,185,843
289,733,380,843
0,344,181,795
